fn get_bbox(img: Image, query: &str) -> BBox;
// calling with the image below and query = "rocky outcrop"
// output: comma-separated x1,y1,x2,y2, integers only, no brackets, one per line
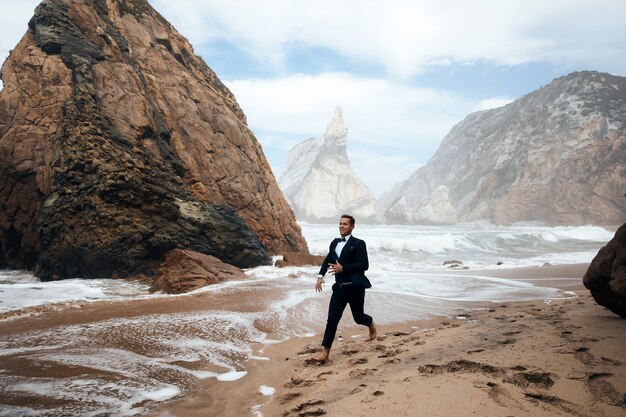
0,0,307,280
150,249,245,294
378,71,626,226
279,107,376,222
275,252,325,268
583,223,626,318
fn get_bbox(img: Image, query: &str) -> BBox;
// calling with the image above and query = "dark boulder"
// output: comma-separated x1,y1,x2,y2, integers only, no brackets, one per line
583,223,626,317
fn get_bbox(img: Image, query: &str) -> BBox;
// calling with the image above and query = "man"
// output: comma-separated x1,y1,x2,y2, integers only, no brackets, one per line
312,214,376,363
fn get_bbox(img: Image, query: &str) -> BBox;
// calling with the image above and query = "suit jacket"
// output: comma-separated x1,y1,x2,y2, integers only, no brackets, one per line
319,236,371,288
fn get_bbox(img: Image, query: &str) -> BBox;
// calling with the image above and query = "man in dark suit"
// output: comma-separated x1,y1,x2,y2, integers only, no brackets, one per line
312,214,376,363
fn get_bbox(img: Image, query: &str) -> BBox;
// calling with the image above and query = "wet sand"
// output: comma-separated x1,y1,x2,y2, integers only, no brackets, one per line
2,263,624,416
151,263,626,417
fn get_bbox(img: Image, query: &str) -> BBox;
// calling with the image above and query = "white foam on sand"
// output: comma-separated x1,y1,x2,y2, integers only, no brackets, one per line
371,271,571,303
0,270,151,313
4,377,181,416
259,385,276,396
0,309,270,415
217,370,248,381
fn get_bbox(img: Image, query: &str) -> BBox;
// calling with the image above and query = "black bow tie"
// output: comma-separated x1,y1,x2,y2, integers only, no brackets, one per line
338,237,346,242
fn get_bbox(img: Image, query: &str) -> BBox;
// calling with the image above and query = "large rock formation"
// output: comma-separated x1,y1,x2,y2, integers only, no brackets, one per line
279,107,376,222
0,0,307,280
378,71,626,226
583,223,626,318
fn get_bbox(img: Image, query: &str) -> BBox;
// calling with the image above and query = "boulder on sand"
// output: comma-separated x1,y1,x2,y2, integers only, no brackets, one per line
275,252,325,268
583,223,626,317
150,249,246,294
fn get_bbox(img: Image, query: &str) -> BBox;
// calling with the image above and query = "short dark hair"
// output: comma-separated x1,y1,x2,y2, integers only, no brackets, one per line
341,214,355,226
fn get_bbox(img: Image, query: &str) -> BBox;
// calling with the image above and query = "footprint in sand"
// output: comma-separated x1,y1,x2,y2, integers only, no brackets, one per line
504,372,555,389
291,400,327,416
285,377,316,388
304,359,331,367
573,347,597,366
371,344,387,352
481,381,524,409
497,338,517,345
294,400,325,409
586,372,625,407
341,347,361,356
600,356,622,366
279,392,302,403
348,357,368,365
523,392,580,415
298,345,323,355
349,368,376,378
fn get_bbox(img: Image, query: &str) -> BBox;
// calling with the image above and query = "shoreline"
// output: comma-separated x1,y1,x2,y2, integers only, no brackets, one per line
149,263,626,417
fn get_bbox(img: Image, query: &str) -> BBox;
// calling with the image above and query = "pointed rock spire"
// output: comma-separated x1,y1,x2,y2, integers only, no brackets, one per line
280,107,375,222
323,106,348,146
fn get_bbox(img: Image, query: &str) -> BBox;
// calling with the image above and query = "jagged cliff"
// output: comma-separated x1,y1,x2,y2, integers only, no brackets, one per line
378,71,626,226
0,0,307,279
279,107,376,222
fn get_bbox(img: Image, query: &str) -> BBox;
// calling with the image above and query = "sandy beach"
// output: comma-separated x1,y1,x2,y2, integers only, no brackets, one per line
1,263,624,416
149,263,626,417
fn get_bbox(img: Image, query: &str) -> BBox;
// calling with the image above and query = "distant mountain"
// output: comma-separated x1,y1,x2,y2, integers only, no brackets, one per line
378,71,626,226
279,107,376,222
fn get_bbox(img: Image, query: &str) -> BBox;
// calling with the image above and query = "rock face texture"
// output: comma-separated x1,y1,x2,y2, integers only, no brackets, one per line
583,223,626,318
279,107,376,222
150,249,246,294
378,71,626,226
0,0,307,280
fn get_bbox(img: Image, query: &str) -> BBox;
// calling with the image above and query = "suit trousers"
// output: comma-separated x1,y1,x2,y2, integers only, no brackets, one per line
322,283,373,348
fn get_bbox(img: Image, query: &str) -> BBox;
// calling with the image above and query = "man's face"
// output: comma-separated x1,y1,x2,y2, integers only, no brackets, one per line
339,217,354,237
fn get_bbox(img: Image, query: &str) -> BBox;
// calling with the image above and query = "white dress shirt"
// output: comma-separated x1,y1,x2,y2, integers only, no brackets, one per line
335,234,351,259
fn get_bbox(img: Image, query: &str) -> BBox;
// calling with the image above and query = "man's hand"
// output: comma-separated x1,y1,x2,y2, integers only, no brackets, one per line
315,277,325,292
328,262,343,274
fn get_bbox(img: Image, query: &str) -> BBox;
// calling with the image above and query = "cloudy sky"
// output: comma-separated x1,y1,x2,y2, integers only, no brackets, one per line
1,1,625,196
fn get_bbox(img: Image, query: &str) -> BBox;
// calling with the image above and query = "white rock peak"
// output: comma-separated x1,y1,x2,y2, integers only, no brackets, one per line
323,106,348,146
279,106,376,222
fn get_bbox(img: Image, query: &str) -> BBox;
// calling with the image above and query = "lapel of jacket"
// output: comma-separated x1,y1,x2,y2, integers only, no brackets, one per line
330,238,340,261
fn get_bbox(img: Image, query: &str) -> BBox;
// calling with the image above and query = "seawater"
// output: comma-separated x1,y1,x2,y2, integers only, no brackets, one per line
0,223,613,416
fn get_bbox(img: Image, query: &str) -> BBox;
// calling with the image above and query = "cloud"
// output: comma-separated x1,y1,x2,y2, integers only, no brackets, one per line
477,97,514,111
226,72,471,150
225,72,476,195
152,0,626,78
0,1,39,64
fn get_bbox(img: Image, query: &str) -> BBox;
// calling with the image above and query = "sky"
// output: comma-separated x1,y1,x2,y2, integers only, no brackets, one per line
1,1,625,196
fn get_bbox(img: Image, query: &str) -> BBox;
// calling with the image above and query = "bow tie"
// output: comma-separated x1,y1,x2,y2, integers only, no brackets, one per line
338,237,346,242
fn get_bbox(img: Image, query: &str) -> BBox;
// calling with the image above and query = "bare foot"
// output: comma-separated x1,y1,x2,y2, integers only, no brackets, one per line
310,347,330,363
367,323,377,341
